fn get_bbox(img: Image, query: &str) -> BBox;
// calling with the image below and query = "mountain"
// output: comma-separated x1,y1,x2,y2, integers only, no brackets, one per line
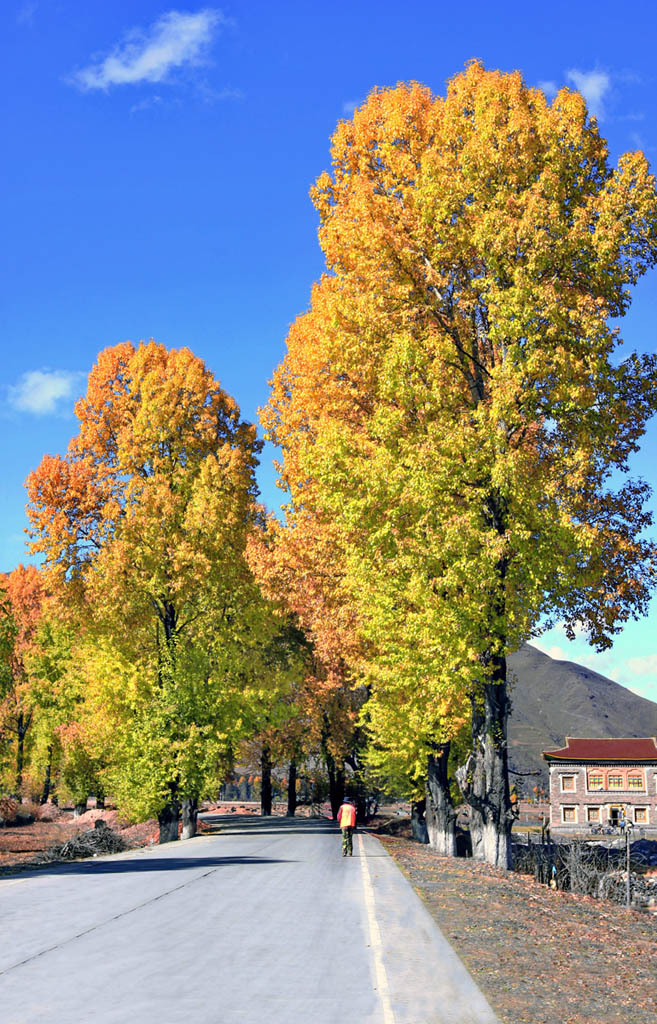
507,645,657,786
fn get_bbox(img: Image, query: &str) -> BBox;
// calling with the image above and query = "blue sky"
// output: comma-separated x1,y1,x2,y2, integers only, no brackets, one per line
1,1,656,698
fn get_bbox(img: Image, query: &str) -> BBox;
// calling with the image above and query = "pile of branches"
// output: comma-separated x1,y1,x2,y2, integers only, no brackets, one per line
38,821,126,863
512,838,654,908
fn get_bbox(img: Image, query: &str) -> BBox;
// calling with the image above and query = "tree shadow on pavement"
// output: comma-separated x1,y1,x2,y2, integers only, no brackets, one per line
10,855,295,877
200,815,337,836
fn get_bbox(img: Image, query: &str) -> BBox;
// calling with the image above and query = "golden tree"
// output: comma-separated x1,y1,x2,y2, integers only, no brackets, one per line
263,63,657,866
27,340,289,839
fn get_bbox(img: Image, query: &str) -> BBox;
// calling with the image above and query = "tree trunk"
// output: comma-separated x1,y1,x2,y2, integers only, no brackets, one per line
425,743,456,855
73,797,88,818
327,757,345,821
181,797,198,839
411,798,429,844
286,759,297,817
16,713,27,793
41,745,53,804
468,663,513,869
261,746,272,816
96,790,106,810
158,785,180,843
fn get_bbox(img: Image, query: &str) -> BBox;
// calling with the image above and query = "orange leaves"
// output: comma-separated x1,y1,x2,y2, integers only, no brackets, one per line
0,565,46,692
26,340,261,636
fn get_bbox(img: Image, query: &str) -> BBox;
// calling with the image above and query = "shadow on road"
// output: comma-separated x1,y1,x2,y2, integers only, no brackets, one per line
199,814,338,836
10,855,295,878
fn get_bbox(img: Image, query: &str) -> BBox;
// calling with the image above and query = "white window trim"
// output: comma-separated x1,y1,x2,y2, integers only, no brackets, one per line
633,806,650,825
561,805,578,824
560,774,577,793
585,806,601,822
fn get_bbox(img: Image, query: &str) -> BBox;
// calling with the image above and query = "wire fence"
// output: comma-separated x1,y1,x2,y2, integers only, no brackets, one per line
512,831,657,910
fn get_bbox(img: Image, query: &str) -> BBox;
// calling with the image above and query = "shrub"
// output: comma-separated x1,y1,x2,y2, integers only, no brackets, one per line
0,796,20,823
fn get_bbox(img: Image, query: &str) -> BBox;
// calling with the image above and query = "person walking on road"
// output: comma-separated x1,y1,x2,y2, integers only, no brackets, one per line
337,797,357,856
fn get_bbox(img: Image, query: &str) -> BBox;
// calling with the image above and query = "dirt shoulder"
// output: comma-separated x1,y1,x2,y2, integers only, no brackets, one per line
0,809,158,874
375,834,657,1024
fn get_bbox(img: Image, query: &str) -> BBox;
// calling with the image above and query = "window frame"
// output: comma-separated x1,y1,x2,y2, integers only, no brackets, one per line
560,774,577,793
561,805,578,824
627,773,645,791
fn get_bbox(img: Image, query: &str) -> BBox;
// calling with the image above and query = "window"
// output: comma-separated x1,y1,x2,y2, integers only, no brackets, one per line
587,807,600,822
562,806,577,823
608,775,624,789
588,774,603,790
628,775,644,790
561,775,576,792
634,807,648,824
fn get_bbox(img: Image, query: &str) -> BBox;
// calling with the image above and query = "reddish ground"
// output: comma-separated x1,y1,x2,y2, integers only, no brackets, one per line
0,807,158,873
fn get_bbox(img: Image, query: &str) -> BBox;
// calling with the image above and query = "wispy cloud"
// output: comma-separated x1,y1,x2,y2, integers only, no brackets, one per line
342,100,359,116
8,370,85,416
69,9,227,92
565,68,611,119
626,654,657,678
17,1,37,26
617,111,645,122
130,94,165,115
530,628,657,702
537,80,558,98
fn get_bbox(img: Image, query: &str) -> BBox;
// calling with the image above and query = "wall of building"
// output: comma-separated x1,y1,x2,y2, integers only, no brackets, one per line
548,762,657,830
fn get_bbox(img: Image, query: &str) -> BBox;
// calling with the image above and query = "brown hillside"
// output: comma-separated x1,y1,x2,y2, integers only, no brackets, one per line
507,644,657,785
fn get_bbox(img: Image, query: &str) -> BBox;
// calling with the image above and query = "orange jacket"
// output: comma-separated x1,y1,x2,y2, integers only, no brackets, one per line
337,803,356,829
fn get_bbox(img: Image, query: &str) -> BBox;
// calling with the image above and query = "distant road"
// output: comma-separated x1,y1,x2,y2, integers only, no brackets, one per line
0,815,498,1024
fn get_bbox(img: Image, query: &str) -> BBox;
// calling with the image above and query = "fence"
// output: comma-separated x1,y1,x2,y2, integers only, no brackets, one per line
512,832,657,910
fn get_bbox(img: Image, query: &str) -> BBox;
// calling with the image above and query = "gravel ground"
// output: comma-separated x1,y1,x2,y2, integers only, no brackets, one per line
376,834,657,1024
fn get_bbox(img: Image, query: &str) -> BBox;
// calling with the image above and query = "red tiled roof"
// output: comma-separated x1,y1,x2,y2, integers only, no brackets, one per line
543,737,657,762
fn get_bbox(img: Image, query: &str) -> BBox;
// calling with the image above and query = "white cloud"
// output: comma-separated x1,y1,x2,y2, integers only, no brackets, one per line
70,9,226,92
542,644,567,660
17,1,37,26
538,80,558,98
565,69,611,120
130,95,165,115
626,654,657,677
342,100,359,116
8,370,85,416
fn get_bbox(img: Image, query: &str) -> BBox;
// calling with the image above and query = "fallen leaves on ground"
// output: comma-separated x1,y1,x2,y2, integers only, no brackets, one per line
377,835,657,1024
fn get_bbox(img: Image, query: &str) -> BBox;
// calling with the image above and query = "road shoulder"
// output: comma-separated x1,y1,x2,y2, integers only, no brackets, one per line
359,831,500,1024
377,834,657,1024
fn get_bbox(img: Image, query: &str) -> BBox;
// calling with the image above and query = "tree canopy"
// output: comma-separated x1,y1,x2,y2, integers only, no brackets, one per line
262,62,657,864
26,340,294,833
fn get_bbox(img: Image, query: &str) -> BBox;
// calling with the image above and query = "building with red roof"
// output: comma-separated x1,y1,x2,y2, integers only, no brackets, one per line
543,737,657,832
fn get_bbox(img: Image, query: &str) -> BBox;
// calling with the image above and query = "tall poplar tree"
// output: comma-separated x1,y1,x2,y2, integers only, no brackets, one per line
263,63,657,867
27,340,282,839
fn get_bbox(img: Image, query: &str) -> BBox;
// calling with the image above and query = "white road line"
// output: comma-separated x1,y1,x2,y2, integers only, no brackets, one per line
359,832,395,1024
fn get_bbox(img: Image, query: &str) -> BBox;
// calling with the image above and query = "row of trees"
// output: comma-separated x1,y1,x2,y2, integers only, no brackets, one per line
2,63,656,866
0,344,364,835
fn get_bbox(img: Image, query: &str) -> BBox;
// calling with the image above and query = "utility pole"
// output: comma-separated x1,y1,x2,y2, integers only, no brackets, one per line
626,826,631,910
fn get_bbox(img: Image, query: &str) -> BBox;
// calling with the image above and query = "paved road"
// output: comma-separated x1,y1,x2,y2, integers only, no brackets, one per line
0,816,499,1024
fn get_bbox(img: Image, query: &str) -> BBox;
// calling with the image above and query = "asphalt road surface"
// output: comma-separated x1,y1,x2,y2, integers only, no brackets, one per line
0,815,499,1024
